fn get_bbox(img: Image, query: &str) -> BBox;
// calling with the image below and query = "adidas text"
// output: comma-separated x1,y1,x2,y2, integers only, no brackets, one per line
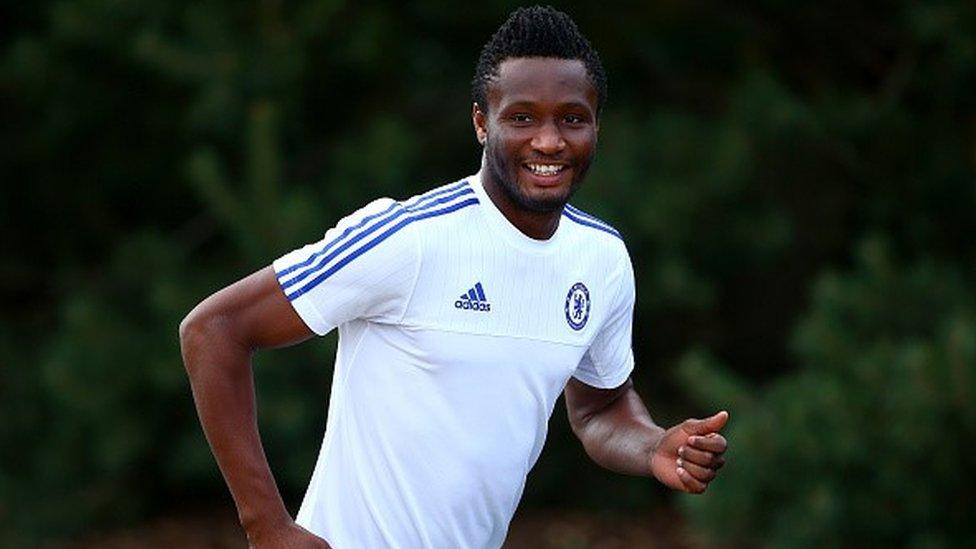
455,299,490,312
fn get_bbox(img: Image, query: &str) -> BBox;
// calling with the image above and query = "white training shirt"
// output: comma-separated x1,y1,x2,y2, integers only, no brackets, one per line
273,171,635,549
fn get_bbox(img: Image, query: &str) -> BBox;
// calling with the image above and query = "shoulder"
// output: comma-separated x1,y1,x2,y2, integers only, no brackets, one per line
341,178,481,244
396,178,480,219
275,178,478,289
561,203,633,298
561,203,624,240
561,203,629,258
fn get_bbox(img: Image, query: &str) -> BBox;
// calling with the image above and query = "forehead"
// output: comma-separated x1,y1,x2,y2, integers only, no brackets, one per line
487,57,597,111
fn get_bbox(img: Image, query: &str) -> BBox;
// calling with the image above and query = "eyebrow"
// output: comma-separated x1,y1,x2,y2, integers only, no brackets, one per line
500,100,595,113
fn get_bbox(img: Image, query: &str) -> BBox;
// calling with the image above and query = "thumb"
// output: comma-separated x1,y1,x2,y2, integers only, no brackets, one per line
683,410,729,436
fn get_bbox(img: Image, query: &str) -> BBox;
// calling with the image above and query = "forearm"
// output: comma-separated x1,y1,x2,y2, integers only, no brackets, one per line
569,384,665,476
179,313,290,537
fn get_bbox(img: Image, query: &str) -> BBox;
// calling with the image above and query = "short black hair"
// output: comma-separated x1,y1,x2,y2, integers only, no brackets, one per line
472,5,607,115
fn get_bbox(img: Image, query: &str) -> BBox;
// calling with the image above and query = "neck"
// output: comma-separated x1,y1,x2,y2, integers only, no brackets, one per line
480,168,562,240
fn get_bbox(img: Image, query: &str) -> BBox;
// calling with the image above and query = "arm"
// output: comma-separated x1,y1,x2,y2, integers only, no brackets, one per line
179,266,329,547
565,377,728,493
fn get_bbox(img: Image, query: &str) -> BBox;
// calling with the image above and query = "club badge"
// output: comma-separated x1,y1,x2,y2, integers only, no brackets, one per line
565,282,590,331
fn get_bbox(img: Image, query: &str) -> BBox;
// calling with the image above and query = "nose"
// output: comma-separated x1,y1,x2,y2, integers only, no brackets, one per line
531,121,566,155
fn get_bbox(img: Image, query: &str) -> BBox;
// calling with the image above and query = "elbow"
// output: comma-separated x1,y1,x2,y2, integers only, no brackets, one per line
178,303,210,343
570,414,605,454
179,303,232,376
179,306,206,375
179,298,252,379
178,309,195,347
567,409,590,441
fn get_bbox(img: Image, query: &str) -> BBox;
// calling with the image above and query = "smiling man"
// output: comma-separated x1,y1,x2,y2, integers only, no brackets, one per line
180,6,729,549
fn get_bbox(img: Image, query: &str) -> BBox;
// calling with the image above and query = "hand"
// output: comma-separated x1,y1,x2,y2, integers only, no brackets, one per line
247,519,331,549
649,410,729,494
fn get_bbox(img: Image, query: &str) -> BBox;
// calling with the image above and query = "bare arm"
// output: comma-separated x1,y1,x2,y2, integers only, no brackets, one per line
179,266,327,546
565,377,729,493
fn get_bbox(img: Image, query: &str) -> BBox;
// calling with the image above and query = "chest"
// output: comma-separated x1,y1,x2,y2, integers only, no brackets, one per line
402,232,617,348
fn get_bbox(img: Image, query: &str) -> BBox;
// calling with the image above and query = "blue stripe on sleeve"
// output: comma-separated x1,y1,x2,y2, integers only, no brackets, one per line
564,204,619,233
561,209,622,239
276,180,469,280
286,197,480,300
275,201,399,279
279,185,473,289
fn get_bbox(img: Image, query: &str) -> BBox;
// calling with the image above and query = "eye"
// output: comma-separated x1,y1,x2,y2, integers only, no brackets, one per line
564,114,587,125
510,113,533,124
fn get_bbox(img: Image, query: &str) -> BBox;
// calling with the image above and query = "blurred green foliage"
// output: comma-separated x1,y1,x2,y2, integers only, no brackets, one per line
2,0,974,545
680,239,976,547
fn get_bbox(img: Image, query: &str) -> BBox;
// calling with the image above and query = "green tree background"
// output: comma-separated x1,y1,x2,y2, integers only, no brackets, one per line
2,1,974,545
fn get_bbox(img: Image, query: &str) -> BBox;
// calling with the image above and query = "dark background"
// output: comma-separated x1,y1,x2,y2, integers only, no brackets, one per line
2,1,975,546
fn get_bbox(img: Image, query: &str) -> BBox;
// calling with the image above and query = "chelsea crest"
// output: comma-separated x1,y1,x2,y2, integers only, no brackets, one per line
565,282,591,331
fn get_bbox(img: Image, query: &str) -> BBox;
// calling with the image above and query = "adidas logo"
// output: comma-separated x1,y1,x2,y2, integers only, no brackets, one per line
455,282,491,312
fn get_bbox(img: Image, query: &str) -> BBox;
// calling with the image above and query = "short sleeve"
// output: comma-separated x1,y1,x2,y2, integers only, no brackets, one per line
572,254,635,389
272,198,421,336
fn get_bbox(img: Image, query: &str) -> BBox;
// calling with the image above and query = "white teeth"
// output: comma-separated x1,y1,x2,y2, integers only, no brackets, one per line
527,164,564,175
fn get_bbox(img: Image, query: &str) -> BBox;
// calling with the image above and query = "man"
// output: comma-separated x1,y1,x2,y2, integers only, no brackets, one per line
180,6,728,548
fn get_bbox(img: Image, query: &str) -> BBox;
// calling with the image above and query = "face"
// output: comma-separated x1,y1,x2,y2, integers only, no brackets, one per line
474,57,599,213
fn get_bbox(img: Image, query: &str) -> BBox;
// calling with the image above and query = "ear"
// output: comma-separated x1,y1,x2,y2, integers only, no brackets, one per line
472,102,488,146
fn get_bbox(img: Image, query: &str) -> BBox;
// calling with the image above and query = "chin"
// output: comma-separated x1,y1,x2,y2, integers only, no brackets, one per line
526,188,571,207
512,182,576,213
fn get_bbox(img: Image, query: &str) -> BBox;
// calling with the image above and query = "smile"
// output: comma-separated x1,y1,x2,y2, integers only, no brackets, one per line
524,163,567,176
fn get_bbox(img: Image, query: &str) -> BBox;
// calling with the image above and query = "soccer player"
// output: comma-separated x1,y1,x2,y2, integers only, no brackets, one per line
180,6,729,548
